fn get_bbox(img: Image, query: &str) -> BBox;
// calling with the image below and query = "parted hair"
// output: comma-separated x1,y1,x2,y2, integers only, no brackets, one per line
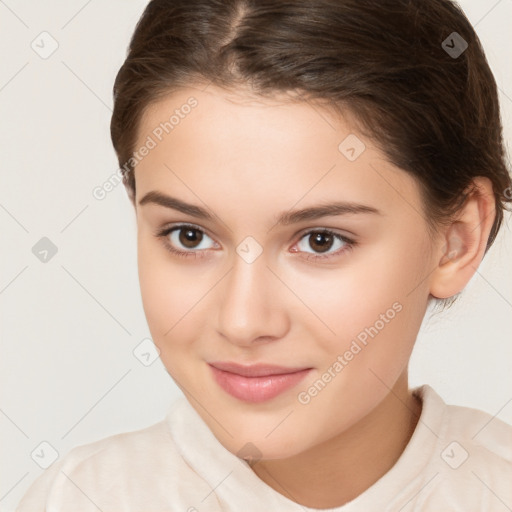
111,0,511,250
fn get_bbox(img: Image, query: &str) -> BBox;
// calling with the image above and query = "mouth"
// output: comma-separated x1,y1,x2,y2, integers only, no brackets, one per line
208,361,312,403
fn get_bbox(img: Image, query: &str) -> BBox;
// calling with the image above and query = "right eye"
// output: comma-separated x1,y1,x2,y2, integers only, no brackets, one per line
156,224,218,258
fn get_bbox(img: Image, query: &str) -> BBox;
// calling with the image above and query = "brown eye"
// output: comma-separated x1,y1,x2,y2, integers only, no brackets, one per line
159,224,217,256
308,232,334,253
178,227,204,249
293,229,353,261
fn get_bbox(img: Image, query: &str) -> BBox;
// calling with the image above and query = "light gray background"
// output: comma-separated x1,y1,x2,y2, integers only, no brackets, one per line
1,1,511,510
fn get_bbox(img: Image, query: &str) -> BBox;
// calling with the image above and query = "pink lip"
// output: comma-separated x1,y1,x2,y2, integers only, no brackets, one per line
208,362,312,403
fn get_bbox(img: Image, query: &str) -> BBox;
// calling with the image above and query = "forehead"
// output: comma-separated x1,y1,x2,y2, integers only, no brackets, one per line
133,85,421,224
137,84,347,158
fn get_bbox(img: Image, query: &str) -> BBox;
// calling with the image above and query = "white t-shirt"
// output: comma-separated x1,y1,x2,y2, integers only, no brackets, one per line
16,385,512,511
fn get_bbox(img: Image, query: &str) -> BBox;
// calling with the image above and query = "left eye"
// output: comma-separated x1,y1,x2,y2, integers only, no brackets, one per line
292,229,352,259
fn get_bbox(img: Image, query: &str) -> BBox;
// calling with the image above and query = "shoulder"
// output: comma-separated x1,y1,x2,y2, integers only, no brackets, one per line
16,397,214,512
440,391,512,465
415,384,512,464
61,414,174,471
412,385,512,510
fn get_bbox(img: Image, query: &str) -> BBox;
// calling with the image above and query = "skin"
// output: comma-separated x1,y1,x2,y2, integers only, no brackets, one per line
131,84,495,508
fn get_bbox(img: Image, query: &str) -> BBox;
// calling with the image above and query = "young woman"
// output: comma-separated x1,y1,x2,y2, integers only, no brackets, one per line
17,0,512,510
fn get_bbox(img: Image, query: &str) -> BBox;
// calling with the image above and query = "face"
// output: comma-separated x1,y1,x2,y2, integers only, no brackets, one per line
133,84,437,460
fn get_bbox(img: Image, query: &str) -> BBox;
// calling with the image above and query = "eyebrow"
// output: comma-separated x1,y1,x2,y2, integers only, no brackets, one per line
138,190,381,225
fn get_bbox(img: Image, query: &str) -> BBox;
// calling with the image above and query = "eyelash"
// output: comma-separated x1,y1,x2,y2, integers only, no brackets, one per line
155,223,356,262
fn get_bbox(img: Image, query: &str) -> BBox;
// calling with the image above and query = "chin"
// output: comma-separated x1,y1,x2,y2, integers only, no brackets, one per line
211,420,310,462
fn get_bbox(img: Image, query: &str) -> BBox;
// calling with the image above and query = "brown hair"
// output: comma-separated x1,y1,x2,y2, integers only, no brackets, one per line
110,0,511,251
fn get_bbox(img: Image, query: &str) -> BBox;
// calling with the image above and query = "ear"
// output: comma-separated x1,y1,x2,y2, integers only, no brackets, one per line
429,177,496,299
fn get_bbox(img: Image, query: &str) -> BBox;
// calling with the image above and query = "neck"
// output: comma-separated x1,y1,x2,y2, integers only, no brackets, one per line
251,371,422,509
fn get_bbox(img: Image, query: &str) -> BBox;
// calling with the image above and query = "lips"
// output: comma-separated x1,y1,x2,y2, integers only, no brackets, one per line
208,361,312,403
209,361,310,377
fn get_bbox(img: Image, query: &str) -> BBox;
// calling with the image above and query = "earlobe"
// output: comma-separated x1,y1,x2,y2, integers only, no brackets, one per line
429,177,496,299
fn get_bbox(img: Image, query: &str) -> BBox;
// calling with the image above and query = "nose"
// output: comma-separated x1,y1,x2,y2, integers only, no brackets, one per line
216,250,289,347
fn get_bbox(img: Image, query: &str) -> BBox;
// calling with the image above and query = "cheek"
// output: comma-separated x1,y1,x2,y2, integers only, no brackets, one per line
137,234,204,348
293,232,431,368
287,243,430,433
